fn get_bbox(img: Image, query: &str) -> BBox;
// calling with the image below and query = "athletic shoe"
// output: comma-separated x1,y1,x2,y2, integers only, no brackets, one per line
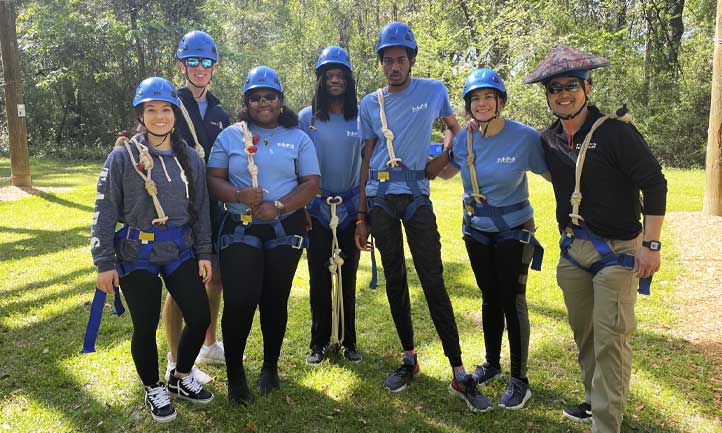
197,341,225,365
165,352,211,385
499,377,532,410
472,362,503,385
449,374,493,412
306,347,325,365
167,370,214,404
343,347,362,363
563,402,592,422
144,382,176,423
257,366,280,394
383,354,419,392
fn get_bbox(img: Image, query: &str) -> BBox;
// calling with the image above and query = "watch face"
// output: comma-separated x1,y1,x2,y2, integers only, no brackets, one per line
650,241,661,250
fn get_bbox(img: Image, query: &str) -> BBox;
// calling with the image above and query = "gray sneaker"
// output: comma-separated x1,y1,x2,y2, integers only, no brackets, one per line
472,362,503,385
383,353,419,392
449,375,493,412
499,377,532,409
306,347,325,365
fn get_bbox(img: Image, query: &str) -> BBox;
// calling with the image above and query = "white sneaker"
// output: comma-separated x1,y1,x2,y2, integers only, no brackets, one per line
164,352,212,385
196,341,226,365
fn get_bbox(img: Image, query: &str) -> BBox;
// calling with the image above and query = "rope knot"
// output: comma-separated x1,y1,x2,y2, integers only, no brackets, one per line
145,180,158,195
570,191,583,207
386,158,402,168
139,150,154,171
465,154,475,166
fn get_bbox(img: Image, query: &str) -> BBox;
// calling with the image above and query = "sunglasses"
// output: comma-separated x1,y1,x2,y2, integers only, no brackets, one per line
247,94,279,104
185,57,214,69
546,80,582,94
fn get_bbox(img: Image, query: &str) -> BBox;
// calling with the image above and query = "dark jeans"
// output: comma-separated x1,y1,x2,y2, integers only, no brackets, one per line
307,218,360,351
219,210,305,382
121,259,210,386
369,194,462,365
464,229,532,379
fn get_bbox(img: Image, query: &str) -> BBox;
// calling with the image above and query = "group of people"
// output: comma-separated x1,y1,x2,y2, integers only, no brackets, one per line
89,21,667,433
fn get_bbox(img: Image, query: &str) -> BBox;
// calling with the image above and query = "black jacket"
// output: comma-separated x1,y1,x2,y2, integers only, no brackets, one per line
176,87,230,164
541,106,667,240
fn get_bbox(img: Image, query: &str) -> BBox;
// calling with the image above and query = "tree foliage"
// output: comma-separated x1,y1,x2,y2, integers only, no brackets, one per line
1,0,715,166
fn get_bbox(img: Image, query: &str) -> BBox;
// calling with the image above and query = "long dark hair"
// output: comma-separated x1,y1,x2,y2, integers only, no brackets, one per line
236,90,299,128
312,66,358,122
135,105,198,224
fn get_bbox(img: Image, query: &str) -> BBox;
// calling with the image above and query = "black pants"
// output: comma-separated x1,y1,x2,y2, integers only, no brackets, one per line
369,194,462,364
120,259,210,386
307,218,360,351
464,230,532,379
220,210,305,381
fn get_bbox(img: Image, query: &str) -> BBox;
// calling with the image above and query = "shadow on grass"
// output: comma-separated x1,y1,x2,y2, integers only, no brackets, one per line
0,225,89,262
33,190,95,213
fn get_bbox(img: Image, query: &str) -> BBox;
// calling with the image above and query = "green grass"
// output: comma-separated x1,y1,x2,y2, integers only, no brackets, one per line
0,158,719,433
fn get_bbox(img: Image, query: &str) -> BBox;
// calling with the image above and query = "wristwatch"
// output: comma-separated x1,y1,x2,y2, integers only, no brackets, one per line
642,240,661,251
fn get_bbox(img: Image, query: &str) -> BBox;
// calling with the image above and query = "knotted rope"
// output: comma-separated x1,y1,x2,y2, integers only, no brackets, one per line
177,99,206,160
118,136,169,225
376,89,402,168
237,121,259,188
326,196,345,349
465,128,487,204
569,106,633,225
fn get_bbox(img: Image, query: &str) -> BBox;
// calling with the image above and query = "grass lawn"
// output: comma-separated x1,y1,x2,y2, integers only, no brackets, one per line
0,158,719,433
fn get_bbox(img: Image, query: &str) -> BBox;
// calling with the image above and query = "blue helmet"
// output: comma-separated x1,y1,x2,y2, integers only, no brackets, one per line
375,22,417,55
132,77,179,108
243,66,284,95
315,46,352,75
462,68,507,103
176,30,218,61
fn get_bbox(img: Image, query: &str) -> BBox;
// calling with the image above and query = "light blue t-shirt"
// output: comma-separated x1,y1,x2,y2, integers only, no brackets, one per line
359,78,453,196
208,123,320,215
450,120,547,232
197,99,208,119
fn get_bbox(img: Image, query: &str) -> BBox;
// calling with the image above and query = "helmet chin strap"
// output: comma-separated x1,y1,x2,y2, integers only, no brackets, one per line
140,119,172,147
472,95,500,137
185,69,211,99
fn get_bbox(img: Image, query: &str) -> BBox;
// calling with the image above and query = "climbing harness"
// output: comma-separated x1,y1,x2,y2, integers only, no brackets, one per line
560,105,651,295
462,130,544,270
217,211,308,252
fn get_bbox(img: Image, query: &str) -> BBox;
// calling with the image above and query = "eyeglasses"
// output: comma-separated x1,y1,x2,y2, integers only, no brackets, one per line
247,94,279,104
546,81,582,94
185,57,214,69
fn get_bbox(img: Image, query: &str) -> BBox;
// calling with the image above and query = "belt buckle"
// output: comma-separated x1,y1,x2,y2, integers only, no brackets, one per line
290,235,304,250
519,230,532,244
377,171,390,182
241,214,252,225
138,231,155,243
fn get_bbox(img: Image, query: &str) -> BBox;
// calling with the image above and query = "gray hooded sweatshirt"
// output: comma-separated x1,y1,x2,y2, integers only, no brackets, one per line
90,133,212,273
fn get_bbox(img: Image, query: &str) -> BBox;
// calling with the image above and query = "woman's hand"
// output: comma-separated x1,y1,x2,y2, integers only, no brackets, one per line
355,221,372,251
198,260,212,284
97,270,119,295
237,187,265,206
251,201,280,221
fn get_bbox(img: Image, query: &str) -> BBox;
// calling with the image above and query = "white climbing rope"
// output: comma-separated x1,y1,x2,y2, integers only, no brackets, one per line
465,128,487,205
327,195,345,349
237,121,259,188
376,89,402,168
177,98,206,160
118,136,169,225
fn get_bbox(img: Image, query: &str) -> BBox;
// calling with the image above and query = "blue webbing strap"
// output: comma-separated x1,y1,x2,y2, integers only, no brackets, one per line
463,225,544,271
81,285,125,354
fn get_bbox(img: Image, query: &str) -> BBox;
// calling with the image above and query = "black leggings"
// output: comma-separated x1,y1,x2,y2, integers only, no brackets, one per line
307,218,361,351
120,259,210,386
464,229,532,379
369,195,462,366
220,210,305,380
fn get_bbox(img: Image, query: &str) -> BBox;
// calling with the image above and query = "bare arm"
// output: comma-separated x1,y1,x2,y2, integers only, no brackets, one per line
541,171,552,182
207,167,263,206
425,150,460,180
354,138,376,251
441,115,461,150
634,214,664,278
252,174,320,221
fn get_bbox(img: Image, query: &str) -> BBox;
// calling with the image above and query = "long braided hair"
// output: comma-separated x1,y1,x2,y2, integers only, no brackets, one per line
312,66,358,122
135,105,198,224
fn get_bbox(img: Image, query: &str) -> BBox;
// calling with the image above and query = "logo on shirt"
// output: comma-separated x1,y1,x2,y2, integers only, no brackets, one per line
276,142,295,150
411,103,428,113
573,142,597,150
346,130,359,137
210,121,224,130
497,156,516,164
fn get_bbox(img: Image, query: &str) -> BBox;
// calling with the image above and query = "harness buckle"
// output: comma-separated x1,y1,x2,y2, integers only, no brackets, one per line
138,231,155,243
519,230,532,244
290,235,305,250
377,171,390,182
465,204,474,216
241,214,252,225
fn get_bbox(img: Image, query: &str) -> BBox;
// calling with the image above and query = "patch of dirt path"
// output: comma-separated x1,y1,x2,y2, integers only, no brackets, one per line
0,186,73,201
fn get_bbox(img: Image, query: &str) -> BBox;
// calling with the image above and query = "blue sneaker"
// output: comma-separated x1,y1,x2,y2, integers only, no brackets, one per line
449,375,493,412
499,377,532,410
383,354,419,392
472,362,502,385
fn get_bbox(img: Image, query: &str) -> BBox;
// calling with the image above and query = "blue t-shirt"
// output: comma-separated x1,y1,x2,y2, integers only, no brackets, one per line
359,78,453,196
208,123,320,215
450,120,547,232
197,99,208,119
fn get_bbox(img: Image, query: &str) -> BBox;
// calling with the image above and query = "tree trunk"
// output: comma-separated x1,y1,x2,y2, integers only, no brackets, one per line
703,0,722,216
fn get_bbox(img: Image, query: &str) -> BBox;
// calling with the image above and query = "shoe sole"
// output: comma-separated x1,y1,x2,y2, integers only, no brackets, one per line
196,355,226,365
562,411,593,423
168,387,215,404
447,385,493,413
149,411,177,423
478,372,503,386
500,389,532,410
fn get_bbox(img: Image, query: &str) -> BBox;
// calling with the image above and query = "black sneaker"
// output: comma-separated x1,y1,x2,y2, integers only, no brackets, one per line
383,354,419,392
144,382,176,423
343,347,362,363
563,402,592,422
306,347,325,365
449,375,493,412
167,369,214,404
472,362,503,385
257,366,280,394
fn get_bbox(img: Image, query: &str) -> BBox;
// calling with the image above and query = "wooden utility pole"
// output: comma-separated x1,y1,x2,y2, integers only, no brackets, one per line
704,0,722,215
0,0,31,187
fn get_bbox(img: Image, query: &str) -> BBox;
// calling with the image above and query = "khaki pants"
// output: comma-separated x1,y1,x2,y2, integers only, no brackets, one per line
557,235,639,433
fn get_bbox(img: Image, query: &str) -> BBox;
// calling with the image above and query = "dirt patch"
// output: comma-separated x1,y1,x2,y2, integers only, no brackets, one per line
0,186,74,202
666,211,722,405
